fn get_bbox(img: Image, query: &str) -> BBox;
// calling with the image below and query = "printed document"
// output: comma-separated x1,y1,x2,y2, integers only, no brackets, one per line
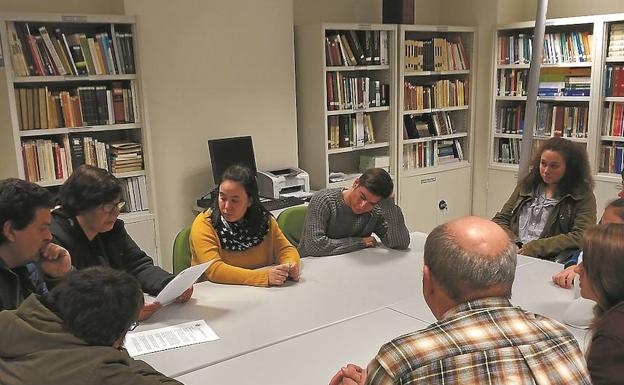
125,320,219,356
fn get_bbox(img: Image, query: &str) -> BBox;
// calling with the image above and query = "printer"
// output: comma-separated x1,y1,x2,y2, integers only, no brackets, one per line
257,167,312,199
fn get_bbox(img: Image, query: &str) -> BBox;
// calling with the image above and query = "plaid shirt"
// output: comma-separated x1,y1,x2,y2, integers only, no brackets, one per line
367,297,591,385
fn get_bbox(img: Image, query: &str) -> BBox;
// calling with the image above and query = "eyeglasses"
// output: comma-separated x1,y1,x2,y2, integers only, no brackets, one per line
101,201,126,213
128,321,140,331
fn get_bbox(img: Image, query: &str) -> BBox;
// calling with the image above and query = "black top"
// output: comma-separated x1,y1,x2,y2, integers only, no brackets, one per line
50,208,173,296
587,301,624,385
0,259,39,311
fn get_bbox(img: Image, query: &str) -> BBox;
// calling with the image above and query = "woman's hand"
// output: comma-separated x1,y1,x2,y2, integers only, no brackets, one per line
268,264,290,286
552,265,577,289
288,263,300,281
138,302,162,321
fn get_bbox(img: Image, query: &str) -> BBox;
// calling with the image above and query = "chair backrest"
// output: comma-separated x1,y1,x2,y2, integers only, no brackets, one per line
276,205,308,247
172,226,192,274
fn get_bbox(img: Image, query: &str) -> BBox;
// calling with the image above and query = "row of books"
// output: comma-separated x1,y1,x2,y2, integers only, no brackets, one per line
326,73,389,111
404,37,469,71
497,68,528,96
119,176,150,213
403,79,468,110
495,105,525,134
600,143,624,174
15,82,138,130
21,136,143,182
327,113,376,149
325,30,389,67
536,103,589,138
403,139,464,169
403,111,456,139
604,65,624,97
538,67,591,97
494,137,565,164
497,31,593,64
8,22,135,77
607,23,624,59
602,103,624,137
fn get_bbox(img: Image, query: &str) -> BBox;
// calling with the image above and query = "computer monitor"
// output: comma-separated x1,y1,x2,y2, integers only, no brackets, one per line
208,136,257,184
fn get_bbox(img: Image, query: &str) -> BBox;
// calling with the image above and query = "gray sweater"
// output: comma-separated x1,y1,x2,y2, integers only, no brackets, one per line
298,188,410,257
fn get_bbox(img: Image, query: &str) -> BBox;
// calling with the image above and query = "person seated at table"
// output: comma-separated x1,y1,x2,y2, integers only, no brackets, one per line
552,198,624,289
492,137,596,260
329,216,590,385
0,266,181,385
0,178,71,311
190,164,300,287
51,165,192,321
298,168,410,257
575,223,624,385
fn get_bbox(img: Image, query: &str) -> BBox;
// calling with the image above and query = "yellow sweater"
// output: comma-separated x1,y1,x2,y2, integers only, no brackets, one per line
190,210,300,287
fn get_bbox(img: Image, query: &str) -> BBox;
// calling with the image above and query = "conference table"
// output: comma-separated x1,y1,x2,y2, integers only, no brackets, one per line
134,232,590,384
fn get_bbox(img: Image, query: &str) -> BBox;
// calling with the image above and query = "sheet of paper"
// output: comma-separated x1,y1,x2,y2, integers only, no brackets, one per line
125,320,219,357
155,261,213,305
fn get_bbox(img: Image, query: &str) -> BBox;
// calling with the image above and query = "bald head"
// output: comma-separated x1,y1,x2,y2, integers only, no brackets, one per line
424,216,517,302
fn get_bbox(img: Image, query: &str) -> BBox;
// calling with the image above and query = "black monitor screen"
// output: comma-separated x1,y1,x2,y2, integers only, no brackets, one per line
208,136,257,184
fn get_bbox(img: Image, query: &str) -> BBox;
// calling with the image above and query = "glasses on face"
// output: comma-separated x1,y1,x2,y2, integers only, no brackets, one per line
100,201,126,213
128,321,140,331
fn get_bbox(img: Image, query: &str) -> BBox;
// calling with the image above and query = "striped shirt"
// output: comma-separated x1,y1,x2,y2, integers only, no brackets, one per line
367,297,591,385
297,188,410,257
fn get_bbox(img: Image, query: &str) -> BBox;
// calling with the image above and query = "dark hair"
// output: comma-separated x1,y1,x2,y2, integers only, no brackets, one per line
58,165,122,216
358,168,393,199
211,164,270,228
519,137,593,196
604,198,624,222
581,224,624,330
41,266,144,346
0,178,54,245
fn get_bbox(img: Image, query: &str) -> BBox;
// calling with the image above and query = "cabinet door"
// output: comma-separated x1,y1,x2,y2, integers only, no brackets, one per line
595,179,622,217
399,175,438,233
486,168,518,218
124,218,160,266
436,167,472,224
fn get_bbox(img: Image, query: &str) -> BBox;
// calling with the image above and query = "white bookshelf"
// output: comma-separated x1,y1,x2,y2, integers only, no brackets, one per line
0,13,161,263
295,23,397,190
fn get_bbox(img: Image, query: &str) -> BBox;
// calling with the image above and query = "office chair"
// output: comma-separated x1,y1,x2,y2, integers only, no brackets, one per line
276,205,308,247
173,226,192,274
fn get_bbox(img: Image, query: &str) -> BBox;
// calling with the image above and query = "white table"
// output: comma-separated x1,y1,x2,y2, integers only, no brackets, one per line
176,308,428,385
137,233,428,377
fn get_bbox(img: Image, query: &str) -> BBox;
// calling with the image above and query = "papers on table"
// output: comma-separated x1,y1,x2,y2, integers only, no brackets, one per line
125,320,220,357
155,261,214,305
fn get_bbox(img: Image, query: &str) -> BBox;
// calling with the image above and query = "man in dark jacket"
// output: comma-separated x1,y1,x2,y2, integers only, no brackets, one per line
0,266,181,385
0,178,71,311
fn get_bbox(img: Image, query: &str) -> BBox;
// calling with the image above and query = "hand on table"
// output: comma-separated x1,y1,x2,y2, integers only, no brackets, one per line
329,364,367,385
138,302,162,321
362,236,377,248
175,286,194,303
269,264,290,286
38,243,71,278
552,265,577,289
288,263,300,281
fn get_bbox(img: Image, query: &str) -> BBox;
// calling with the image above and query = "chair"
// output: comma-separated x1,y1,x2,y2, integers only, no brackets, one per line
172,226,192,274
276,205,308,247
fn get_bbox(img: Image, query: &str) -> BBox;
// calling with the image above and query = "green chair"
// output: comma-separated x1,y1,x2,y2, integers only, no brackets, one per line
172,226,192,274
276,205,308,247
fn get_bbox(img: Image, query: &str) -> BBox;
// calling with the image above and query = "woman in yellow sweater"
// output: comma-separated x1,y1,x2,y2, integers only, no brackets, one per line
190,165,300,286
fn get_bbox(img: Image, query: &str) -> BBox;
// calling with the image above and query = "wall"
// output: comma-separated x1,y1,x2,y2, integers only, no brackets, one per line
0,0,123,14
124,0,298,271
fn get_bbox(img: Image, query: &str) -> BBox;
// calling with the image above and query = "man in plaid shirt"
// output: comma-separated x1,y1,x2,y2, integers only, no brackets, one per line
330,216,591,385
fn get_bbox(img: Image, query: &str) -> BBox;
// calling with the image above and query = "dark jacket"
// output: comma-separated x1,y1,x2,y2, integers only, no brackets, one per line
51,208,172,296
587,301,624,385
0,295,181,385
0,260,38,311
492,184,596,260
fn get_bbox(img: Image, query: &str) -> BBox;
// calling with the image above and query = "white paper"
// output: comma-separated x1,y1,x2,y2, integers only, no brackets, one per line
155,261,213,305
125,320,219,357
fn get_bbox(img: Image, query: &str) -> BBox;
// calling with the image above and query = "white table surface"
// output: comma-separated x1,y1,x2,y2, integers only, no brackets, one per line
137,233,428,377
175,308,428,385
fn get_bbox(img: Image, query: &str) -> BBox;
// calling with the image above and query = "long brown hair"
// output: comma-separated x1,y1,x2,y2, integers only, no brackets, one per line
519,137,593,196
582,224,624,326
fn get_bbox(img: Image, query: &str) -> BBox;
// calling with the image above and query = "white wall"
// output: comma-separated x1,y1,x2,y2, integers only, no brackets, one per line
0,0,123,14
123,0,298,271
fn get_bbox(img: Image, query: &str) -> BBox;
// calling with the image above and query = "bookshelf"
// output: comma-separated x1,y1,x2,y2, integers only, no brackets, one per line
294,23,397,190
0,13,161,263
397,25,476,232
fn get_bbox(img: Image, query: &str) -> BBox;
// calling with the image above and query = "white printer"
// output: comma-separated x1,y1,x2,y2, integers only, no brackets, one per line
257,167,312,199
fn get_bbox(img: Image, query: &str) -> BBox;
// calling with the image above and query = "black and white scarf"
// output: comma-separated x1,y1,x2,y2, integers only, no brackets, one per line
214,213,270,251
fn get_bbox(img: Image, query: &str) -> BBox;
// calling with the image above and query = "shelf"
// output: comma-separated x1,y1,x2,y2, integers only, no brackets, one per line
496,95,527,101
497,63,530,69
36,170,146,187
605,57,624,63
325,64,390,72
328,173,361,188
19,123,141,137
327,142,390,154
404,69,470,76
402,132,468,144
604,97,624,103
489,163,519,171
496,96,590,102
401,160,470,177
12,74,137,83
403,105,469,115
326,106,390,116
601,136,624,142
496,62,592,69
493,133,588,142
594,173,623,183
